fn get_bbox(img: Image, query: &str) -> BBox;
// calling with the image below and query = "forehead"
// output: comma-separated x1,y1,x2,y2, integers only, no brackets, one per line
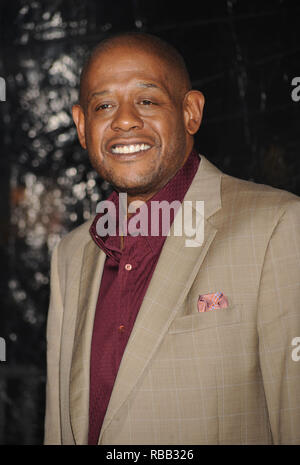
82,44,177,98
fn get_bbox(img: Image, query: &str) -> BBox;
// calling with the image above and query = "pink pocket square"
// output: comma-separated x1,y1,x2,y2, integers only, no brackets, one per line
197,292,229,312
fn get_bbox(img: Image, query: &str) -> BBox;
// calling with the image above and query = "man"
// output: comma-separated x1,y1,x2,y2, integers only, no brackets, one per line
44,32,300,445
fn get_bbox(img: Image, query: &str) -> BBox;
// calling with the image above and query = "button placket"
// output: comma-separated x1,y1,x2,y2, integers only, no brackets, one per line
118,245,135,337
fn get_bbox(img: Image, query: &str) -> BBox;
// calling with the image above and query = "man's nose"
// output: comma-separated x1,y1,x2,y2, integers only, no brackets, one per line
111,103,143,131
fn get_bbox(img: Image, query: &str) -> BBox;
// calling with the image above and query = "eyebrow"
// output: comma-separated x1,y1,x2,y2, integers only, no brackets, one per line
137,81,171,98
88,90,109,103
136,82,160,90
88,82,163,103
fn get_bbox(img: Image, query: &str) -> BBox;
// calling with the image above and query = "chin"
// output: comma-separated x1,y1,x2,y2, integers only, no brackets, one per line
112,183,149,196
111,172,158,194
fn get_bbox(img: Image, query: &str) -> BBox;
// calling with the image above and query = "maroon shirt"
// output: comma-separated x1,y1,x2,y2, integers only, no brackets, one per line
88,149,200,444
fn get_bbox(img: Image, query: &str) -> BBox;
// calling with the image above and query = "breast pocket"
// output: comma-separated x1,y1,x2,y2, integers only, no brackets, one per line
168,304,241,334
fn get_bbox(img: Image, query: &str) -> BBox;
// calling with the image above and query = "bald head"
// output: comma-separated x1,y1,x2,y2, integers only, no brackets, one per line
79,32,192,107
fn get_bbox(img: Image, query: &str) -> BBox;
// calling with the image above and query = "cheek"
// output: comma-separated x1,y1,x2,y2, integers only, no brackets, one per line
86,119,106,147
157,112,184,139
159,120,185,153
149,119,172,146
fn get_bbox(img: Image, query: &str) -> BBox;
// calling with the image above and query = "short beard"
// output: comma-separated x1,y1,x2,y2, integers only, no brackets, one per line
101,164,168,198
88,135,187,198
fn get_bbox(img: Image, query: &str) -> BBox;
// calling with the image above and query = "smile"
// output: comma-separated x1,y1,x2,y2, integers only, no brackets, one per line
111,143,151,154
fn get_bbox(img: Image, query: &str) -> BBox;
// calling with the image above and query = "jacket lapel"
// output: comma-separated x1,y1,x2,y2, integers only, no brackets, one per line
69,239,106,444
99,155,223,443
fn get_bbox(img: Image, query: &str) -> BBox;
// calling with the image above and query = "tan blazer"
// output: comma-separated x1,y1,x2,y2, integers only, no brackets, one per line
44,155,300,445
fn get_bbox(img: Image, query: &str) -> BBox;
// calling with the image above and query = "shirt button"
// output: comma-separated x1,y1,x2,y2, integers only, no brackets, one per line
125,263,132,271
118,325,125,333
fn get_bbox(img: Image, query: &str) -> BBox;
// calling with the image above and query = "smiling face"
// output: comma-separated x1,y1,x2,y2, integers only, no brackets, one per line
72,41,204,202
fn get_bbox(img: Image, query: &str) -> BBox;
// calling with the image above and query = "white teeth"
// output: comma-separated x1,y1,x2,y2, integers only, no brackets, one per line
111,143,151,154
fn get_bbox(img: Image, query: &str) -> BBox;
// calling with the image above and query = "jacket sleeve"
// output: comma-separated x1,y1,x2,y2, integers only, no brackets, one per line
44,242,64,444
257,199,300,444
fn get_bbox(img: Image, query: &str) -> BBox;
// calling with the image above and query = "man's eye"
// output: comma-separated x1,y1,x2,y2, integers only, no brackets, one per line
140,99,154,105
95,103,112,111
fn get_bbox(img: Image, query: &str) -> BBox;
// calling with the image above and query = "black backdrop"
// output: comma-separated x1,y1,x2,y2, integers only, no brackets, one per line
0,0,299,444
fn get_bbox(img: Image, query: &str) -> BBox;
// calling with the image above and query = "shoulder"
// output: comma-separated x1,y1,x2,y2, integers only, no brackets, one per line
50,218,96,292
196,154,300,221
55,217,94,263
221,172,300,224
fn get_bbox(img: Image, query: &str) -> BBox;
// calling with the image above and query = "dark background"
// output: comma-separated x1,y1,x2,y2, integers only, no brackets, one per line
0,0,299,445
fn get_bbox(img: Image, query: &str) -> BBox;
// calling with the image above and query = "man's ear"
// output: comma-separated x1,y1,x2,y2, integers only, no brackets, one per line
72,104,87,149
183,90,205,135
